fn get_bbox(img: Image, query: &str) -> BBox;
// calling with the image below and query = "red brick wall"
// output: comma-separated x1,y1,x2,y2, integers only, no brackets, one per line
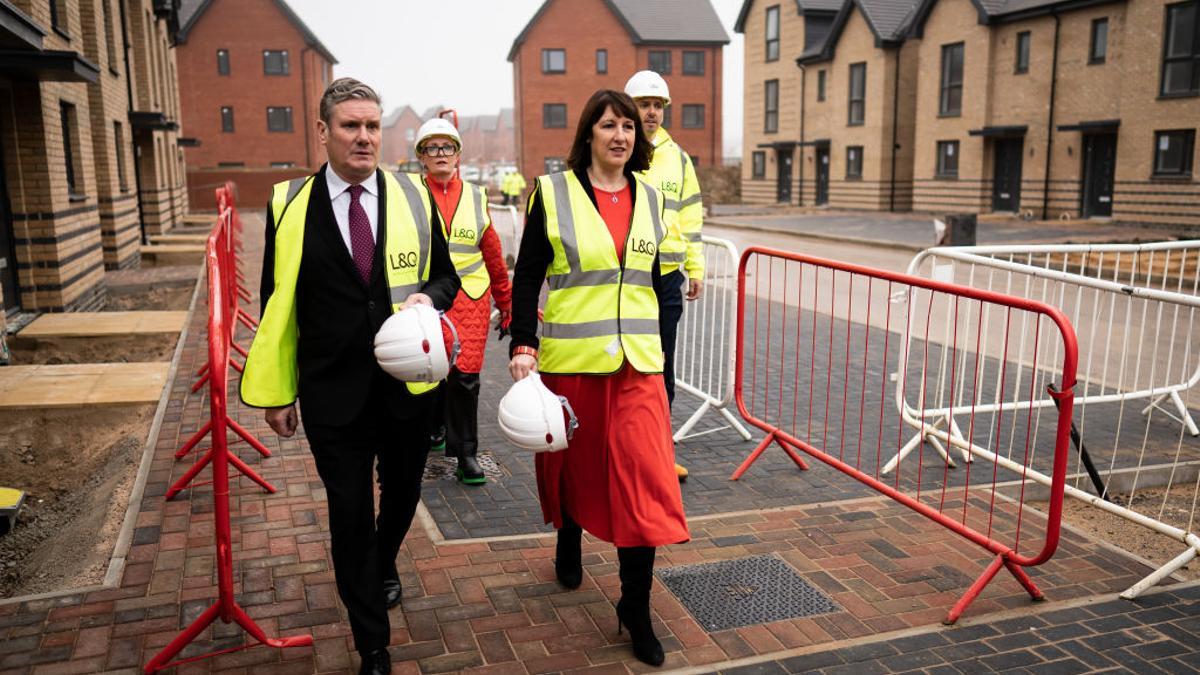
176,0,332,171
513,0,723,182
382,108,422,164
187,167,311,212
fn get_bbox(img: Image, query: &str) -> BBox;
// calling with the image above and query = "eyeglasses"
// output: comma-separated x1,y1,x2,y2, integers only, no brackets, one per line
421,144,458,157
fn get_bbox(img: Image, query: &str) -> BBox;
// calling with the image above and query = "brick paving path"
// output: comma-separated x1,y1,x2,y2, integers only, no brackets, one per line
0,211,1195,675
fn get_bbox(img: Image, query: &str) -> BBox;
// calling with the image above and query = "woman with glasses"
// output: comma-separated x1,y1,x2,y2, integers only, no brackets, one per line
508,90,688,668
413,118,512,485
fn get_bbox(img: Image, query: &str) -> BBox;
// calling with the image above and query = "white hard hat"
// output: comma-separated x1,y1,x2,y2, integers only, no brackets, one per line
624,70,671,105
497,372,578,453
374,304,460,382
414,118,462,156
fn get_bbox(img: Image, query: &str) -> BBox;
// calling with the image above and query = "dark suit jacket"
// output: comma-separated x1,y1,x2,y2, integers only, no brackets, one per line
260,165,461,427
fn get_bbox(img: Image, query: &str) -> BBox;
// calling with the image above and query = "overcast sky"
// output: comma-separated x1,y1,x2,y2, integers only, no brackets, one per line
285,0,746,158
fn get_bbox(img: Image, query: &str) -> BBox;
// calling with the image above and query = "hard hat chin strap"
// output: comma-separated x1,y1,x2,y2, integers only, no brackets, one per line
439,311,461,369
558,396,579,440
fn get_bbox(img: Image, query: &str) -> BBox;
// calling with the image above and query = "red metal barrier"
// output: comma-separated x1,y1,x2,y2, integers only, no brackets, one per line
732,247,1078,623
146,211,312,672
168,204,272,499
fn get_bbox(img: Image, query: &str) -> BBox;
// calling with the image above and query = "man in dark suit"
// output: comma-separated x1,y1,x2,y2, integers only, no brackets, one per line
241,78,459,675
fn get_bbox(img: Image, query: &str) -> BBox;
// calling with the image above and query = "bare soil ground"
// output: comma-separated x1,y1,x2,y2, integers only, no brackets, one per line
0,405,153,597
8,334,178,365
105,284,193,311
1034,487,1200,581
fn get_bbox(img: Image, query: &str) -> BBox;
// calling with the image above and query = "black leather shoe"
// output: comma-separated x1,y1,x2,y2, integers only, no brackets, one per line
383,578,402,609
456,455,486,485
359,648,392,675
430,426,446,453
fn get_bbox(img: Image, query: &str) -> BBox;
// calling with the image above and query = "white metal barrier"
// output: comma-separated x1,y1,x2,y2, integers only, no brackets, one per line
673,236,752,442
886,240,1200,598
487,203,523,268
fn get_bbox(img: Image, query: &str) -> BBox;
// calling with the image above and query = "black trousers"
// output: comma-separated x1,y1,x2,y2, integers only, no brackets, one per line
659,269,685,409
304,395,430,653
438,367,480,458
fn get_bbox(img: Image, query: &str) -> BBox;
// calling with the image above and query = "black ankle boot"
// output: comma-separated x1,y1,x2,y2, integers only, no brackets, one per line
617,546,664,667
555,515,582,589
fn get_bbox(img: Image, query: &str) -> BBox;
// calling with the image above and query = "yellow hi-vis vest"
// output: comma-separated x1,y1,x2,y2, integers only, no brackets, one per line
537,171,666,374
240,171,438,407
438,180,492,299
636,128,704,277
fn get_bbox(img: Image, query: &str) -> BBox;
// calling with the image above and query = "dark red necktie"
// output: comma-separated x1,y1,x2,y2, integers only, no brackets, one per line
347,184,374,285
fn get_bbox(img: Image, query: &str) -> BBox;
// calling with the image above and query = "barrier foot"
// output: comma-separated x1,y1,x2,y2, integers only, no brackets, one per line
174,419,212,459
227,452,276,494
191,370,210,393
729,431,809,481
143,600,312,673
229,418,272,458
166,445,276,500
673,400,712,442
717,404,755,441
195,362,209,378
1170,391,1200,437
1120,545,1199,599
944,554,1042,625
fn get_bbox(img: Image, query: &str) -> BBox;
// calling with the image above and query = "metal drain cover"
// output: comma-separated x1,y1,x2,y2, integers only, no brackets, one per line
422,452,506,481
656,554,839,631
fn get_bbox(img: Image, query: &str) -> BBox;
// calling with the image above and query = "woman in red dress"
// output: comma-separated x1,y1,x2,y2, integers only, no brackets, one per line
508,90,688,667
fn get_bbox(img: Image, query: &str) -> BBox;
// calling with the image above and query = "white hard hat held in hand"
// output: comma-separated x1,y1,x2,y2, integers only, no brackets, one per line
624,70,671,104
414,118,462,157
374,304,460,382
498,372,578,453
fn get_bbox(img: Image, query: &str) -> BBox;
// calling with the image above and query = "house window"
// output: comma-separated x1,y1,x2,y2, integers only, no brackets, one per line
266,107,293,132
752,151,766,178
544,157,566,173
1089,18,1109,63
221,106,234,132
662,105,672,129
1154,129,1195,176
217,49,230,75
270,162,295,168
1161,1,1199,96
543,103,567,128
848,62,866,125
649,50,672,75
103,0,117,69
542,48,566,73
114,121,128,191
940,43,964,116
764,79,779,133
682,104,704,129
765,5,780,62
683,51,705,75
596,49,607,74
1015,31,1030,73
936,140,959,178
846,145,863,179
263,50,289,75
50,0,66,34
817,70,826,101
61,102,81,196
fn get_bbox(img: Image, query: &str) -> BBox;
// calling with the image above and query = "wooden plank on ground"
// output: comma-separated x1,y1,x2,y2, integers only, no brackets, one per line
0,363,170,408
19,311,188,338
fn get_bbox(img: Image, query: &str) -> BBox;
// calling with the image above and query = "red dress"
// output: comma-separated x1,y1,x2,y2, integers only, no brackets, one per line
428,175,512,374
535,183,689,548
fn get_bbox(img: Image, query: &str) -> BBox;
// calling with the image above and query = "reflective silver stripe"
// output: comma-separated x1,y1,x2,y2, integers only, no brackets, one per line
641,182,664,244
456,258,484,277
622,268,654,288
543,317,660,339
285,177,308,205
547,269,618,290
684,231,702,242
394,173,432,276
473,185,486,231
679,149,688,190
449,242,479,254
548,172,580,273
389,283,421,305
680,193,703,208
663,198,682,212
659,251,686,264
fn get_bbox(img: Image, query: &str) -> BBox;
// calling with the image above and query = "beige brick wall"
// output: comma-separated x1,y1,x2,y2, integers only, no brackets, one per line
741,1,805,204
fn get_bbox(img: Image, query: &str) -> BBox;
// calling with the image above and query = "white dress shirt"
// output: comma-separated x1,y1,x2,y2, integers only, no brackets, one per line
325,167,379,253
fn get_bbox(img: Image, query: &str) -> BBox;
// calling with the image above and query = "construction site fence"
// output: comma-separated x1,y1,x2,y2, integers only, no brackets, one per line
896,241,1200,599
733,246,1079,623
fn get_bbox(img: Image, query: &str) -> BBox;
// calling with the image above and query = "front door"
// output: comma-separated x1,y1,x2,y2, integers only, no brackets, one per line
1081,133,1117,218
0,149,19,314
776,148,793,203
991,138,1023,212
815,147,829,205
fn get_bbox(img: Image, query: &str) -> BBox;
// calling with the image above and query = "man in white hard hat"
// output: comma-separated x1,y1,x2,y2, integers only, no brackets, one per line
414,117,513,487
625,70,705,482
240,79,460,675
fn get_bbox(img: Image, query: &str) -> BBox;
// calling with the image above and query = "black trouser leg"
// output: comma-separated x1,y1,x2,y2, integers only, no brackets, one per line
443,368,480,459
658,270,685,409
375,415,431,584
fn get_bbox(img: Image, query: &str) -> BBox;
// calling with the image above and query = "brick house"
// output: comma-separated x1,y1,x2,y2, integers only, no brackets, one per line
508,0,728,184
0,0,186,317
381,105,422,166
175,0,335,209
739,0,1200,228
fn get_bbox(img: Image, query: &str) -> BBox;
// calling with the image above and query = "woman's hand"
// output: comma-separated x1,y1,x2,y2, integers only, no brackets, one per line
509,354,537,381
400,292,432,310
